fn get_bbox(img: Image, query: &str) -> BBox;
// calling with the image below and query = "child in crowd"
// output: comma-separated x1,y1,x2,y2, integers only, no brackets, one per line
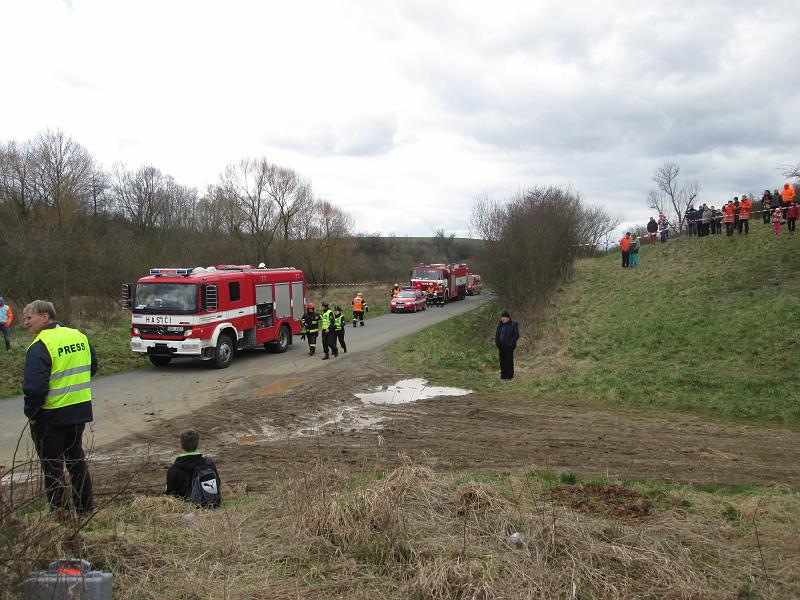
772,205,782,235
629,235,640,268
165,429,221,507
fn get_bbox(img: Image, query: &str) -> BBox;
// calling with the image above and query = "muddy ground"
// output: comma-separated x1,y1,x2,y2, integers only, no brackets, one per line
93,353,800,494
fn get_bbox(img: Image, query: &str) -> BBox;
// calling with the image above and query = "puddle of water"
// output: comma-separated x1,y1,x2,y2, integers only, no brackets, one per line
355,378,472,405
255,377,305,396
237,407,384,444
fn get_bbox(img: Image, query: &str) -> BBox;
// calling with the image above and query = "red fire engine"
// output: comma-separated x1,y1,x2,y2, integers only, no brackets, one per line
122,265,305,368
409,263,469,302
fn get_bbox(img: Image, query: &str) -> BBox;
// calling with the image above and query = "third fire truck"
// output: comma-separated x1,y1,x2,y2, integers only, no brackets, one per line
122,265,305,368
409,263,469,302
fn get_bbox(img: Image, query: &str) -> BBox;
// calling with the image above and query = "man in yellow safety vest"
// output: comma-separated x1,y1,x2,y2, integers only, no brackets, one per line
23,300,97,514
319,301,338,360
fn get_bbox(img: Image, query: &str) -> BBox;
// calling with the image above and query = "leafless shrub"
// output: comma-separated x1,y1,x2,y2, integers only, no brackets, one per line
471,186,590,327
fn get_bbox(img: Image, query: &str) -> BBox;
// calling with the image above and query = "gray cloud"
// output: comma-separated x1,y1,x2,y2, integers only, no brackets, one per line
268,114,398,157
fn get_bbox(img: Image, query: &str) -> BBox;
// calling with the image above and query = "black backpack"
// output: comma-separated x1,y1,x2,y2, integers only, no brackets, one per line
190,460,221,508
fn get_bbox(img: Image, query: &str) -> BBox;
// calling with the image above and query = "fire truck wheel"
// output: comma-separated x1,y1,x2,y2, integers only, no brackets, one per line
148,355,172,367
213,334,234,369
267,325,291,353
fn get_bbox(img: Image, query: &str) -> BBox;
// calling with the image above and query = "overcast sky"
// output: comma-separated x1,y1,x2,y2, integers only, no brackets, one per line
2,0,799,235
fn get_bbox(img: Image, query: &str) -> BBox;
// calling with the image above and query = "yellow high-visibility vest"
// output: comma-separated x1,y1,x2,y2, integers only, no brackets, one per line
29,326,92,410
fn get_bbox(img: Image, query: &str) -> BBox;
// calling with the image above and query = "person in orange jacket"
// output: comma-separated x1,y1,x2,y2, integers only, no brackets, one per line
738,194,753,235
0,297,11,351
619,233,631,268
780,183,797,220
351,293,368,327
722,201,736,236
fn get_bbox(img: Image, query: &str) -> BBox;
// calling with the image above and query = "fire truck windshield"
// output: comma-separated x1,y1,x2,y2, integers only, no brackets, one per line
134,283,199,314
412,268,443,280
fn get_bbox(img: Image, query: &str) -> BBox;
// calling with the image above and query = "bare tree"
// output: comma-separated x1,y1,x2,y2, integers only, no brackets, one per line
649,162,700,233
294,198,354,284
0,140,35,214
28,129,96,229
433,228,456,261
575,204,622,250
780,163,800,179
110,163,171,231
265,164,311,240
218,157,281,263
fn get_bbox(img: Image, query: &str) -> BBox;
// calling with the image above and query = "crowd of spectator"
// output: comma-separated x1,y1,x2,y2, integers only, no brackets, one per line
684,183,798,238
618,182,798,269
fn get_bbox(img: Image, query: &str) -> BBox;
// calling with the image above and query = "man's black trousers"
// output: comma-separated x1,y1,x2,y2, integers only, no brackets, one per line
30,421,93,513
322,330,338,357
498,348,515,380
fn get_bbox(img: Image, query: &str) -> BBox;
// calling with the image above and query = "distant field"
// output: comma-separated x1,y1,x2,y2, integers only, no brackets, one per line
390,224,800,425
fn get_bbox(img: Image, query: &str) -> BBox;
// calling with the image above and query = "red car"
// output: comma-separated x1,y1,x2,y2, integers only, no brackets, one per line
390,289,427,313
467,274,482,295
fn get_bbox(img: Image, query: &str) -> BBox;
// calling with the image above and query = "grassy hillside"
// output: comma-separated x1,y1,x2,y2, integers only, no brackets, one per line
390,224,800,425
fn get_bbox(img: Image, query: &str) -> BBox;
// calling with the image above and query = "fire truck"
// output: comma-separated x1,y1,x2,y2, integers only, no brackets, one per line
409,263,469,302
121,265,305,368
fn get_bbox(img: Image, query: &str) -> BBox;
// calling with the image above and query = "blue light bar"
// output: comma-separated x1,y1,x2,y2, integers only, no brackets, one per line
149,268,193,277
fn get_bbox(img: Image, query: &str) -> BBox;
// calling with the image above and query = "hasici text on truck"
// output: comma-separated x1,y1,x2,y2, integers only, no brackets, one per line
409,263,469,302
121,265,305,368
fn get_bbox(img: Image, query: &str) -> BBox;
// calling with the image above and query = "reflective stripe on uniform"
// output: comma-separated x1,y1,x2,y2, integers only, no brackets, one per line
48,380,92,397
50,364,92,381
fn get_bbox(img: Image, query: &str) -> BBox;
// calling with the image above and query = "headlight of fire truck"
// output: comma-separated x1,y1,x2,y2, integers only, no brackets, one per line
132,327,139,336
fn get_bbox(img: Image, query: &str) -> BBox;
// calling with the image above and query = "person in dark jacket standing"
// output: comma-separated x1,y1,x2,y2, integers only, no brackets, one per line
646,217,658,245
761,190,773,225
22,300,97,514
494,310,520,380
164,429,221,503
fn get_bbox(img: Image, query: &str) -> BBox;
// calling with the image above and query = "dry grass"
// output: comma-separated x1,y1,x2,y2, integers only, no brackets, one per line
4,463,798,599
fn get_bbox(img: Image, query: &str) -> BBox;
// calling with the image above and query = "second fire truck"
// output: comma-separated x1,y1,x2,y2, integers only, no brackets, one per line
409,263,469,303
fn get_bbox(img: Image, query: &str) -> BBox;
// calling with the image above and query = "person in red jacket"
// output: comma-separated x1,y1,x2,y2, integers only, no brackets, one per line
787,201,799,233
722,201,736,236
738,195,752,235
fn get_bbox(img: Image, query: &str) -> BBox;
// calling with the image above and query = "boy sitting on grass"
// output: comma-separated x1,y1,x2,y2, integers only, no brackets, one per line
164,429,222,508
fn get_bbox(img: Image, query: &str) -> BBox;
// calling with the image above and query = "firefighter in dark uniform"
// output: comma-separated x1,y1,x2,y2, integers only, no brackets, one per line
437,284,446,307
333,305,347,353
22,300,98,514
426,284,436,307
351,293,368,327
320,301,338,360
300,303,321,356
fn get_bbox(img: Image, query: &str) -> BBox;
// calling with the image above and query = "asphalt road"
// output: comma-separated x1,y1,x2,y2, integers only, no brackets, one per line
0,294,491,469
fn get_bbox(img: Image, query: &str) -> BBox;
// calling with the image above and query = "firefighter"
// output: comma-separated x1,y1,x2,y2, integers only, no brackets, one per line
333,305,347,353
437,284,446,307
351,293,368,327
319,301,338,360
390,284,401,298
300,303,320,356
426,284,436,307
